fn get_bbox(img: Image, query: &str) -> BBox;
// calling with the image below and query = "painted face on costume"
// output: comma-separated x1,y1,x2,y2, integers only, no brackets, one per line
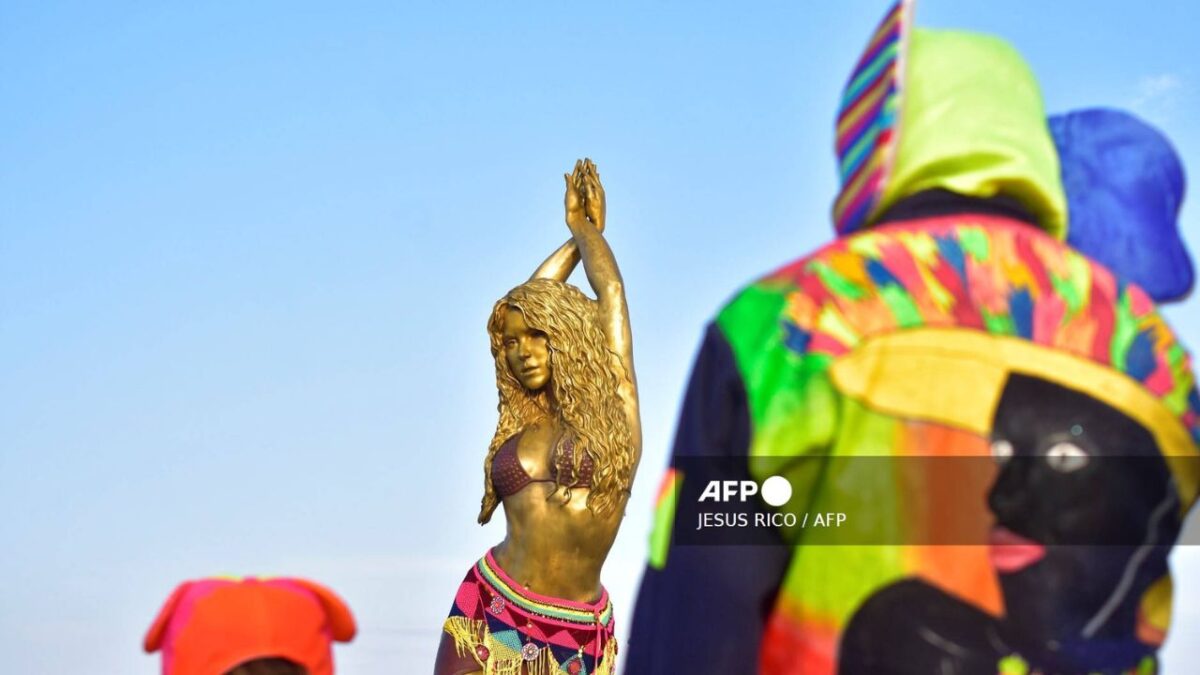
502,307,551,392
986,374,1179,660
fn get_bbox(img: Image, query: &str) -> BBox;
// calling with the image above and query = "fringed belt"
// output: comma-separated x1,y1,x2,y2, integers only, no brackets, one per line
442,549,617,675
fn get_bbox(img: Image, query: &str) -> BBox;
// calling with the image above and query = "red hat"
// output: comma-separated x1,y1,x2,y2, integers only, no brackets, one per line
144,577,357,675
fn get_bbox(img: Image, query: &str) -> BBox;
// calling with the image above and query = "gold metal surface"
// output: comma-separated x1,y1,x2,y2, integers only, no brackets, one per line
482,158,641,602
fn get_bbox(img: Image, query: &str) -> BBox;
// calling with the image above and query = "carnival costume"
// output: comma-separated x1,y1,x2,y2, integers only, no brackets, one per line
627,2,1199,673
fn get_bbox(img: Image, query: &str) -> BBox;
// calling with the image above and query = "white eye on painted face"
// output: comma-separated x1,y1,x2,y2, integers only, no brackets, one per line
990,439,1014,464
1045,441,1089,473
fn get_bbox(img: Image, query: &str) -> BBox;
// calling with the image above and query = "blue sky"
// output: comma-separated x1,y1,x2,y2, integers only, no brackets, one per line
2,1,1199,672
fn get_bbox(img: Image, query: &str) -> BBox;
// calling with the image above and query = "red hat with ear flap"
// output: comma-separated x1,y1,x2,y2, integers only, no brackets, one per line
144,577,357,675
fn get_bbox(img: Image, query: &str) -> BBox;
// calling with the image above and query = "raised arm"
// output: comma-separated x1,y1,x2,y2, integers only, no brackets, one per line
563,159,642,464
529,238,582,282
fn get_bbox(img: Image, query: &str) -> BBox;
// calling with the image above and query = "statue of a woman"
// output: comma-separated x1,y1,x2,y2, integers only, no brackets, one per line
435,159,640,675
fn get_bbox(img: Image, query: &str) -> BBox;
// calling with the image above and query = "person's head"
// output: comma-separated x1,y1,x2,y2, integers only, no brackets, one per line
225,658,307,675
478,278,633,522
144,577,356,675
831,0,1066,237
987,374,1180,668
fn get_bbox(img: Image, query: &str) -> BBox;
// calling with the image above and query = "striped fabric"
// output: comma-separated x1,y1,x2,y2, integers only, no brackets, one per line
832,0,912,235
476,553,614,627
443,549,617,675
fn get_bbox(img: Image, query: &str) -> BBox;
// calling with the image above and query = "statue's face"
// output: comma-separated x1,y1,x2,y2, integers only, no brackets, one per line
502,307,551,392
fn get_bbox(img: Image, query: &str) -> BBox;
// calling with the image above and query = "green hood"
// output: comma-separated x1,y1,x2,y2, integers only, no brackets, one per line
832,2,1067,238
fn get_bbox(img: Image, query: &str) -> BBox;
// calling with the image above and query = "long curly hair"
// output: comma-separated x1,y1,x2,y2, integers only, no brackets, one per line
478,278,633,524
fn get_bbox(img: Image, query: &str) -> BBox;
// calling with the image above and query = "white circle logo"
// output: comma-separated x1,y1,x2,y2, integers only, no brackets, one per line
761,475,792,507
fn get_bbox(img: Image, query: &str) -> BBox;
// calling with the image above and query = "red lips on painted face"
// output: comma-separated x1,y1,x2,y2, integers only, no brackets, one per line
988,526,1046,573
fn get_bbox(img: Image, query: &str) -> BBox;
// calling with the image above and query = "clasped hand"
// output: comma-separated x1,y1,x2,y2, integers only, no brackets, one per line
564,158,605,233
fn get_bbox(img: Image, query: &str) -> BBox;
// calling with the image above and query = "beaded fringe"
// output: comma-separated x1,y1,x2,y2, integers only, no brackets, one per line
442,616,616,675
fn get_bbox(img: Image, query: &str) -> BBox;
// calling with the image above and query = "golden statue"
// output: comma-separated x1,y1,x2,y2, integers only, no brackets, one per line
435,159,640,675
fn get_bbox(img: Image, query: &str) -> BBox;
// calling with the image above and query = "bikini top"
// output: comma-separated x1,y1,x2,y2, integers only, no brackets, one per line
492,433,595,498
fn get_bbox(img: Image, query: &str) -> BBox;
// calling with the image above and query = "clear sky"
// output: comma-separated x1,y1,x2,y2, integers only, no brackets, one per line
3,1,1200,672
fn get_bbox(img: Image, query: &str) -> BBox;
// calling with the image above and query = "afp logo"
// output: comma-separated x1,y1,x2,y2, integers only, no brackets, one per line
698,475,792,507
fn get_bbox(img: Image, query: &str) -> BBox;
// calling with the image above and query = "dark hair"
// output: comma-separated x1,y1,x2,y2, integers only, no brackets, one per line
224,658,308,675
